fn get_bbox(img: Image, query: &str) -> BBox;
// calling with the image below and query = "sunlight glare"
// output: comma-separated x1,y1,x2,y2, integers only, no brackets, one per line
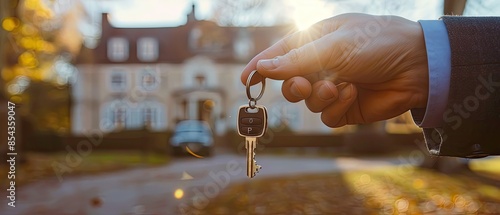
289,0,335,30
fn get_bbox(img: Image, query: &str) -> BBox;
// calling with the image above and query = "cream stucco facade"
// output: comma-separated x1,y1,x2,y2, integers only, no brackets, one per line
72,55,333,135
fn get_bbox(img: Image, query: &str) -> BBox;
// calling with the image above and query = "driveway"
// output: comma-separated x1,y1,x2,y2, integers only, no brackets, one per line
1,152,407,215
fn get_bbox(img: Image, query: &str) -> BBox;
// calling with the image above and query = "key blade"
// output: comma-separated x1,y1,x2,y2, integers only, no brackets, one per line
246,137,257,178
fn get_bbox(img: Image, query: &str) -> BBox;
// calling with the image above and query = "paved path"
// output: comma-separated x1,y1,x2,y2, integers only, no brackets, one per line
1,153,406,215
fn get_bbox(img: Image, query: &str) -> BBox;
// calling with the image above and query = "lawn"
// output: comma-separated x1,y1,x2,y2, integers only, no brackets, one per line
1,151,170,187
469,157,500,178
201,158,500,214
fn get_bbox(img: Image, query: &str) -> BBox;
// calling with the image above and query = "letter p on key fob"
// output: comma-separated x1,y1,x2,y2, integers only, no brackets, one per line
237,105,267,138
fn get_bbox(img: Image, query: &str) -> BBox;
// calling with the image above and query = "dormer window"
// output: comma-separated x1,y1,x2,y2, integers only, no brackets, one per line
188,25,230,53
234,29,254,61
108,37,129,62
137,37,159,62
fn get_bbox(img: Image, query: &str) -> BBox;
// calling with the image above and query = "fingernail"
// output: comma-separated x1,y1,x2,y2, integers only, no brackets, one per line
340,84,353,101
258,58,279,70
290,83,303,98
318,83,335,101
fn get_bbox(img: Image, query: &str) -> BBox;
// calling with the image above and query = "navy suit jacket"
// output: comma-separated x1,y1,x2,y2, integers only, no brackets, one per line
418,16,500,158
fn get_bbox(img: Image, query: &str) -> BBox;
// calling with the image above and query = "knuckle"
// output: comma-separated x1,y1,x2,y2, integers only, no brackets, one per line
278,39,292,54
286,48,302,65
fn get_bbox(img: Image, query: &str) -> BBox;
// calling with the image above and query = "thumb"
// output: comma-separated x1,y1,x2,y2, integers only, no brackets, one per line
256,35,338,80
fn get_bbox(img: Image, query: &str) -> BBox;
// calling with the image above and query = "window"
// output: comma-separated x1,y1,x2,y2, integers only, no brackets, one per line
108,37,128,62
188,26,229,52
195,74,206,87
111,74,124,85
112,107,126,127
139,68,159,91
137,37,159,62
109,70,127,92
184,56,217,87
100,100,130,132
143,107,157,127
139,101,166,131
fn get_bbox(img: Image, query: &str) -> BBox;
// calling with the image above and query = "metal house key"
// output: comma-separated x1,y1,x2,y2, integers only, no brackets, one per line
237,70,268,178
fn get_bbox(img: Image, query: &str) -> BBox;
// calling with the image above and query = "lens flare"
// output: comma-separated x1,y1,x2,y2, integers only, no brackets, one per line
186,146,204,158
174,189,184,199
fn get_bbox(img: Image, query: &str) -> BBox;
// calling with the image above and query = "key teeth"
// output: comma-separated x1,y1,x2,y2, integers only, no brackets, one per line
253,163,262,177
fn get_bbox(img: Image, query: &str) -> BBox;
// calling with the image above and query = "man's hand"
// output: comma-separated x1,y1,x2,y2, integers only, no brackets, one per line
241,13,429,128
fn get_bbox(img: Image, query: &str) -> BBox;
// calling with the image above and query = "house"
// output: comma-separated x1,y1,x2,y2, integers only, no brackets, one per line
3,1,463,169
71,6,335,136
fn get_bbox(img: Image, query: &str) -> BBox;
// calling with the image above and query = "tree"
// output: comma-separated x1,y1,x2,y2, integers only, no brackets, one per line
1,0,84,133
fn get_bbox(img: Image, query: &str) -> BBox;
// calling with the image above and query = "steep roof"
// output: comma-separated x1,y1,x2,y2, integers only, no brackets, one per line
75,13,297,65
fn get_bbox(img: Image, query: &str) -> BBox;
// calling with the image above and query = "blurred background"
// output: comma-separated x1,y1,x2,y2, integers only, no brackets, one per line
0,0,499,214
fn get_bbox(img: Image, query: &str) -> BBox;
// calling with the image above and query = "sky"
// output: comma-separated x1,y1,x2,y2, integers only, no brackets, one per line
78,0,500,48
81,0,500,27
81,0,445,28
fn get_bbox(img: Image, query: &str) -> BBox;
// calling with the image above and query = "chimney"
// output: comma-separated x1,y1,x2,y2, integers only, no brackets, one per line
187,3,196,22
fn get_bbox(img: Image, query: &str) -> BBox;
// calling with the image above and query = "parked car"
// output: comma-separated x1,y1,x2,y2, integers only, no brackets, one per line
169,120,214,157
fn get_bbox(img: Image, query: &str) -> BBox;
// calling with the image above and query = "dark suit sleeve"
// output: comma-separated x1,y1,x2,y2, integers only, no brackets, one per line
421,16,500,158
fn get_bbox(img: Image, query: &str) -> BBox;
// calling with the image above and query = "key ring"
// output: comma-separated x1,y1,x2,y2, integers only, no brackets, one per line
246,70,266,109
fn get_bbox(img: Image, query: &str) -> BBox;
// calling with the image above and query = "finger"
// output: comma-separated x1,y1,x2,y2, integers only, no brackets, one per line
320,83,358,128
241,19,336,85
305,81,339,113
281,77,312,103
257,31,348,81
